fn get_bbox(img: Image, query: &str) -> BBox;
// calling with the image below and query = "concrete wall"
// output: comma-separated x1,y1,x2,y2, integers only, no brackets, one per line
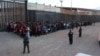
28,3,61,13
60,8,100,15
95,11,100,15
60,8,76,15
77,10,94,15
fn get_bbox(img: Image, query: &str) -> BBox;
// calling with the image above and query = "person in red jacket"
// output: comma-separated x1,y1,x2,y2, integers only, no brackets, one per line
37,24,41,36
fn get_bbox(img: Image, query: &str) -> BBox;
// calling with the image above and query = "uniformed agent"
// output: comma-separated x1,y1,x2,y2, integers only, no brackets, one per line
68,29,73,45
23,26,30,54
79,26,82,37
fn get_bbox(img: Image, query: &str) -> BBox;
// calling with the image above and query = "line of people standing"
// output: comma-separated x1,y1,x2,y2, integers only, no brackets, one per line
4,21,71,37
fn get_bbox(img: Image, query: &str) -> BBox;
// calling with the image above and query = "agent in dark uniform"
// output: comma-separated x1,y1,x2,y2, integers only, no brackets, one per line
23,26,30,54
68,30,73,45
79,26,82,37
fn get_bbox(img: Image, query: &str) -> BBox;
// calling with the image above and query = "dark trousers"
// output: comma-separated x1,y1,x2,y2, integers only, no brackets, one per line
79,32,82,37
23,43,30,53
69,37,73,45
38,31,41,36
99,41,100,45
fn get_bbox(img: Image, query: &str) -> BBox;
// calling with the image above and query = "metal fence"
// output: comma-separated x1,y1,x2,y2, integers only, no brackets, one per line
28,10,100,23
0,2,100,30
0,1,25,30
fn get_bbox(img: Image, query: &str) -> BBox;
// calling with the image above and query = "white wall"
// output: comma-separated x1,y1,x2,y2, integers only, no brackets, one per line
96,11,100,15
28,3,61,13
77,10,93,15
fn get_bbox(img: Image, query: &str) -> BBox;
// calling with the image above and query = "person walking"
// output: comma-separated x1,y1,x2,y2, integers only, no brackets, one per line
23,26,30,54
79,26,82,37
68,29,73,45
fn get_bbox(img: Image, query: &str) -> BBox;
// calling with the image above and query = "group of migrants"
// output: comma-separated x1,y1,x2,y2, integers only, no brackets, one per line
5,21,92,36
4,21,93,53
4,21,77,36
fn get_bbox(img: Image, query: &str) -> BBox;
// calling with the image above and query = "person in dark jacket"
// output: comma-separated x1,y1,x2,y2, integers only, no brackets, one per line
68,29,73,45
23,30,30,53
79,26,82,37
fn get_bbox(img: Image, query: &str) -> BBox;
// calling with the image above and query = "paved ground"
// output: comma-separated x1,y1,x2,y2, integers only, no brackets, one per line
0,23,100,56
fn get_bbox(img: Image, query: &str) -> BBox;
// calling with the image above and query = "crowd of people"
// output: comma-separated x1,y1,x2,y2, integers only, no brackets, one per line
4,21,93,37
